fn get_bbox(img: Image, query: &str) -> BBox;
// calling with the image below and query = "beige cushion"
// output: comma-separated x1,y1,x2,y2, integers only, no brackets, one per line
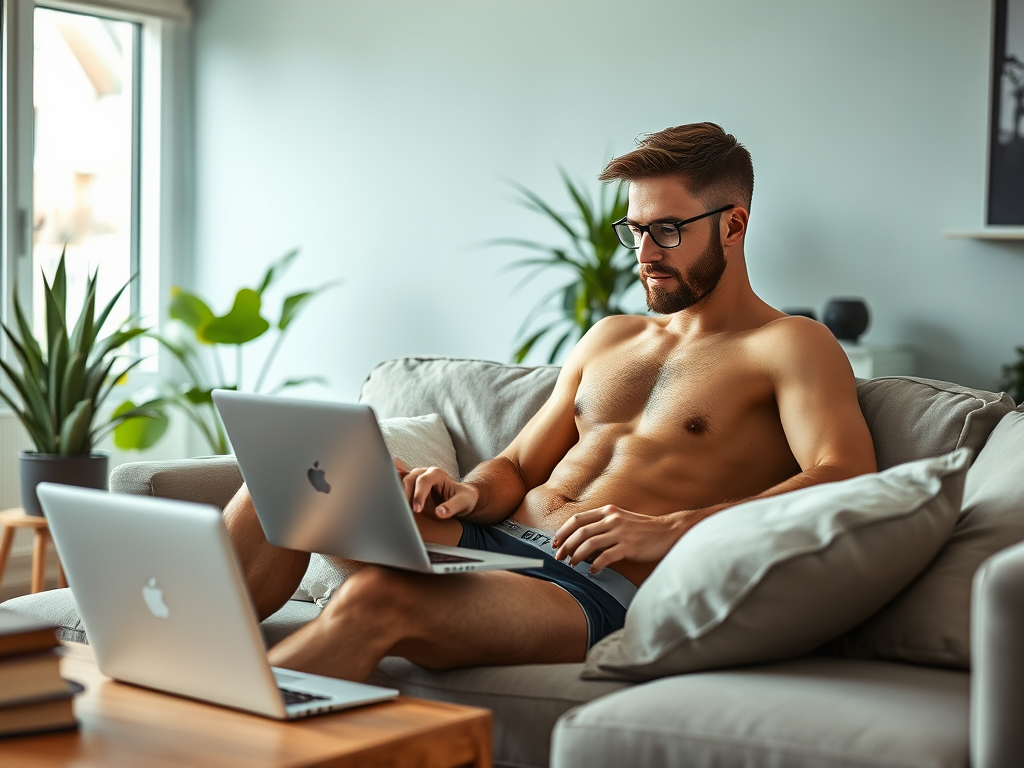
582,450,970,682
359,356,560,476
833,411,1024,668
294,413,459,605
856,376,1013,470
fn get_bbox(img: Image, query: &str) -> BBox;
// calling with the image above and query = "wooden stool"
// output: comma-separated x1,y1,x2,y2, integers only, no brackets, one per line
0,508,66,594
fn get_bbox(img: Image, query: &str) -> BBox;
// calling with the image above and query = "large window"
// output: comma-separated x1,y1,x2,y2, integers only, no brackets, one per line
32,7,137,336
2,0,191,374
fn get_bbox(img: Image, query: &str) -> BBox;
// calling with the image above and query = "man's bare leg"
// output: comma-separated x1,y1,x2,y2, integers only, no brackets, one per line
223,484,310,620
223,483,465,621
267,566,588,681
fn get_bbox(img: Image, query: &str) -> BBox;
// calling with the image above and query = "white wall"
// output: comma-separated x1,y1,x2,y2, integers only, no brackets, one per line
188,0,1019,402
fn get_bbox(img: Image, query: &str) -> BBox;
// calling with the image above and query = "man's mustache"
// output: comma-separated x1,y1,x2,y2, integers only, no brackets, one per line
640,266,681,280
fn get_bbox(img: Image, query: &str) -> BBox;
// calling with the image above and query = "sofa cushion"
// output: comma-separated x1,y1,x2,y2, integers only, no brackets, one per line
294,413,461,605
553,658,969,768
832,410,1024,669
582,450,969,682
109,455,243,510
0,588,85,644
359,357,560,476
368,657,630,768
856,376,1013,471
0,589,319,650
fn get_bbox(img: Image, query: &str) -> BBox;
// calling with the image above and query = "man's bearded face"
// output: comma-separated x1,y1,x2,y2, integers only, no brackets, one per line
641,226,727,314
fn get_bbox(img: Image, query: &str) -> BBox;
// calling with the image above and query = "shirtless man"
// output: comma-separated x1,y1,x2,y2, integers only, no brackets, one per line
224,122,877,681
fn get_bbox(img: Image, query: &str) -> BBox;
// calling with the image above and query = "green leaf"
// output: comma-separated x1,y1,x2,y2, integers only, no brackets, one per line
11,298,45,382
169,287,215,331
42,273,68,355
60,352,87,421
278,281,339,331
198,289,270,345
512,321,559,364
0,387,52,452
59,399,93,455
69,272,98,358
183,385,216,405
94,356,148,412
547,328,576,365
48,334,68,428
506,179,581,245
257,248,300,296
269,376,328,394
91,279,133,345
50,250,68,326
89,327,147,370
110,399,170,451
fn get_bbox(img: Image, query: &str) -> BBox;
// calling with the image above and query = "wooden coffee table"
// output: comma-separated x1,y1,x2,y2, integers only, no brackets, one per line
2,643,493,767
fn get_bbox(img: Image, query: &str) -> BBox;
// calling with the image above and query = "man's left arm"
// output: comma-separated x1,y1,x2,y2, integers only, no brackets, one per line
553,318,877,573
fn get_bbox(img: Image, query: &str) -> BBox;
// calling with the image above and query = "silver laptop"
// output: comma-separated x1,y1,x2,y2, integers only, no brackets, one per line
38,482,399,720
212,390,543,574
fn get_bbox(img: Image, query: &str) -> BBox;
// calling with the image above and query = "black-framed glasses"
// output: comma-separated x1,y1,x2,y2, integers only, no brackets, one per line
612,205,735,250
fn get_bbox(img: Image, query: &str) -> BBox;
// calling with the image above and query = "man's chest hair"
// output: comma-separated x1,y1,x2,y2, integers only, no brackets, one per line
573,339,771,436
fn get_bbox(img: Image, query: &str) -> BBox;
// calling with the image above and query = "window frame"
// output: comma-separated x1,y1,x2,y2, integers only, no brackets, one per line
1,0,191,388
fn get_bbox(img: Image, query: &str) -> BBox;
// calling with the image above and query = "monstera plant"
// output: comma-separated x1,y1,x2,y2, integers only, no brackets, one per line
0,251,151,514
494,171,637,363
113,249,338,455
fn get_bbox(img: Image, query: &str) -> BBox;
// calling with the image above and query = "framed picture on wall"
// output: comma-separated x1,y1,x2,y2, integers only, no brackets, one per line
989,0,1024,224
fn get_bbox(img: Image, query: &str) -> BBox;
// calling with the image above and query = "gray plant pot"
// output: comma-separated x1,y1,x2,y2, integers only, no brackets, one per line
20,452,109,516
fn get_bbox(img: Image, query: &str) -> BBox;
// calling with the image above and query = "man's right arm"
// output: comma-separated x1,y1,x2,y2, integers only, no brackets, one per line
403,327,598,524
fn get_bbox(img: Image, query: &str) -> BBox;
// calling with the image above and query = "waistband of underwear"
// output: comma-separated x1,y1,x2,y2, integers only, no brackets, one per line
494,519,637,610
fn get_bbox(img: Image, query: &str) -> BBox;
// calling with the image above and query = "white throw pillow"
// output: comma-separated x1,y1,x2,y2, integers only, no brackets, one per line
581,449,970,682
293,413,460,606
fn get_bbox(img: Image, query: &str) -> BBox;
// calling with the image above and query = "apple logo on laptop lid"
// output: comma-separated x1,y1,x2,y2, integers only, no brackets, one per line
142,577,170,619
307,461,331,494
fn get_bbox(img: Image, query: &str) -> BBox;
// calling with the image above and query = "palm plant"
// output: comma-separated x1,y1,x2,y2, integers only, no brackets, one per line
494,172,637,363
0,251,150,455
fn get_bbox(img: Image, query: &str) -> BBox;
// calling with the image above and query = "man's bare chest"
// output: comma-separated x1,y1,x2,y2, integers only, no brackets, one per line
573,342,771,438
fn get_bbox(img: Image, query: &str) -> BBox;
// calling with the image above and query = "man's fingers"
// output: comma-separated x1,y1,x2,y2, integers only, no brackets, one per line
552,509,609,548
436,490,471,519
402,467,427,505
588,544,626,574
567,531,616,568
555,514,615,560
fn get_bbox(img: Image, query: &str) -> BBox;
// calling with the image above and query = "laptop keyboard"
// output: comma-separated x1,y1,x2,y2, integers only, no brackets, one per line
280,686,331,706
428,551,483,564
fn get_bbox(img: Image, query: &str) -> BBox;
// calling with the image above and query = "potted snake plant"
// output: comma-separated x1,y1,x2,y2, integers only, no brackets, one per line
0,251,151,515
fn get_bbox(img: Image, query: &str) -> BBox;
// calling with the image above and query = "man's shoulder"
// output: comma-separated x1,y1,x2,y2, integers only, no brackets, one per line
747,315,851,378
586,313,661,343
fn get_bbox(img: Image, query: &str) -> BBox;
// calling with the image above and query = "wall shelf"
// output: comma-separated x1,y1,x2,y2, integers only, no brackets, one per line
942,228,1024,239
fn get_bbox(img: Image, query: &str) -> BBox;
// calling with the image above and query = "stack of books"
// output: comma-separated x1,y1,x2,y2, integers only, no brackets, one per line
0,607,82,738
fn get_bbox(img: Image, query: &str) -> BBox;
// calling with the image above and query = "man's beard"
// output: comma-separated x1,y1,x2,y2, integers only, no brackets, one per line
642,230,727,314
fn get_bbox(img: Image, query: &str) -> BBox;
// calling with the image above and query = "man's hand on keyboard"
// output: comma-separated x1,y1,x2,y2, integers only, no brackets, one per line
395,460,479,520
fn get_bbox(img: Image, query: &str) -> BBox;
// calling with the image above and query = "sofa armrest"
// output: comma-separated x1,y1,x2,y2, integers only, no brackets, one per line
971,539,1024,768
109,456,243,510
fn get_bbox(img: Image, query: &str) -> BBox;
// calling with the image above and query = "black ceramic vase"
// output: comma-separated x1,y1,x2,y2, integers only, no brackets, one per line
822,298,870,342
20,452,109,516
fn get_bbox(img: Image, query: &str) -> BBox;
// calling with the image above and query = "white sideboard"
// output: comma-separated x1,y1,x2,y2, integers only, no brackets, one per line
840,343,915,379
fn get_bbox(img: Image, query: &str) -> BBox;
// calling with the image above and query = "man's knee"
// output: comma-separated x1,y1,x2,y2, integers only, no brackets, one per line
322,566,417,625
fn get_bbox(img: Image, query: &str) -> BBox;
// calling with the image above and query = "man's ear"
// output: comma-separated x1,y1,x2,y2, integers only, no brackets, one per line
722,206,749,245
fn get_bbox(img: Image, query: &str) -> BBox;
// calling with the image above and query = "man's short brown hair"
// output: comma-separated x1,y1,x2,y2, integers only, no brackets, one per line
599,123,754,210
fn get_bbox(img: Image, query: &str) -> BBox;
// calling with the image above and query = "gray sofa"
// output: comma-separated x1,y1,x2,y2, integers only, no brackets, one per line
5,356,1024,768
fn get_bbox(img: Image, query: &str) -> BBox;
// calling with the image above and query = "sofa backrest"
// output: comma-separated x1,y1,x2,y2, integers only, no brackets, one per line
359,357,1015,477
